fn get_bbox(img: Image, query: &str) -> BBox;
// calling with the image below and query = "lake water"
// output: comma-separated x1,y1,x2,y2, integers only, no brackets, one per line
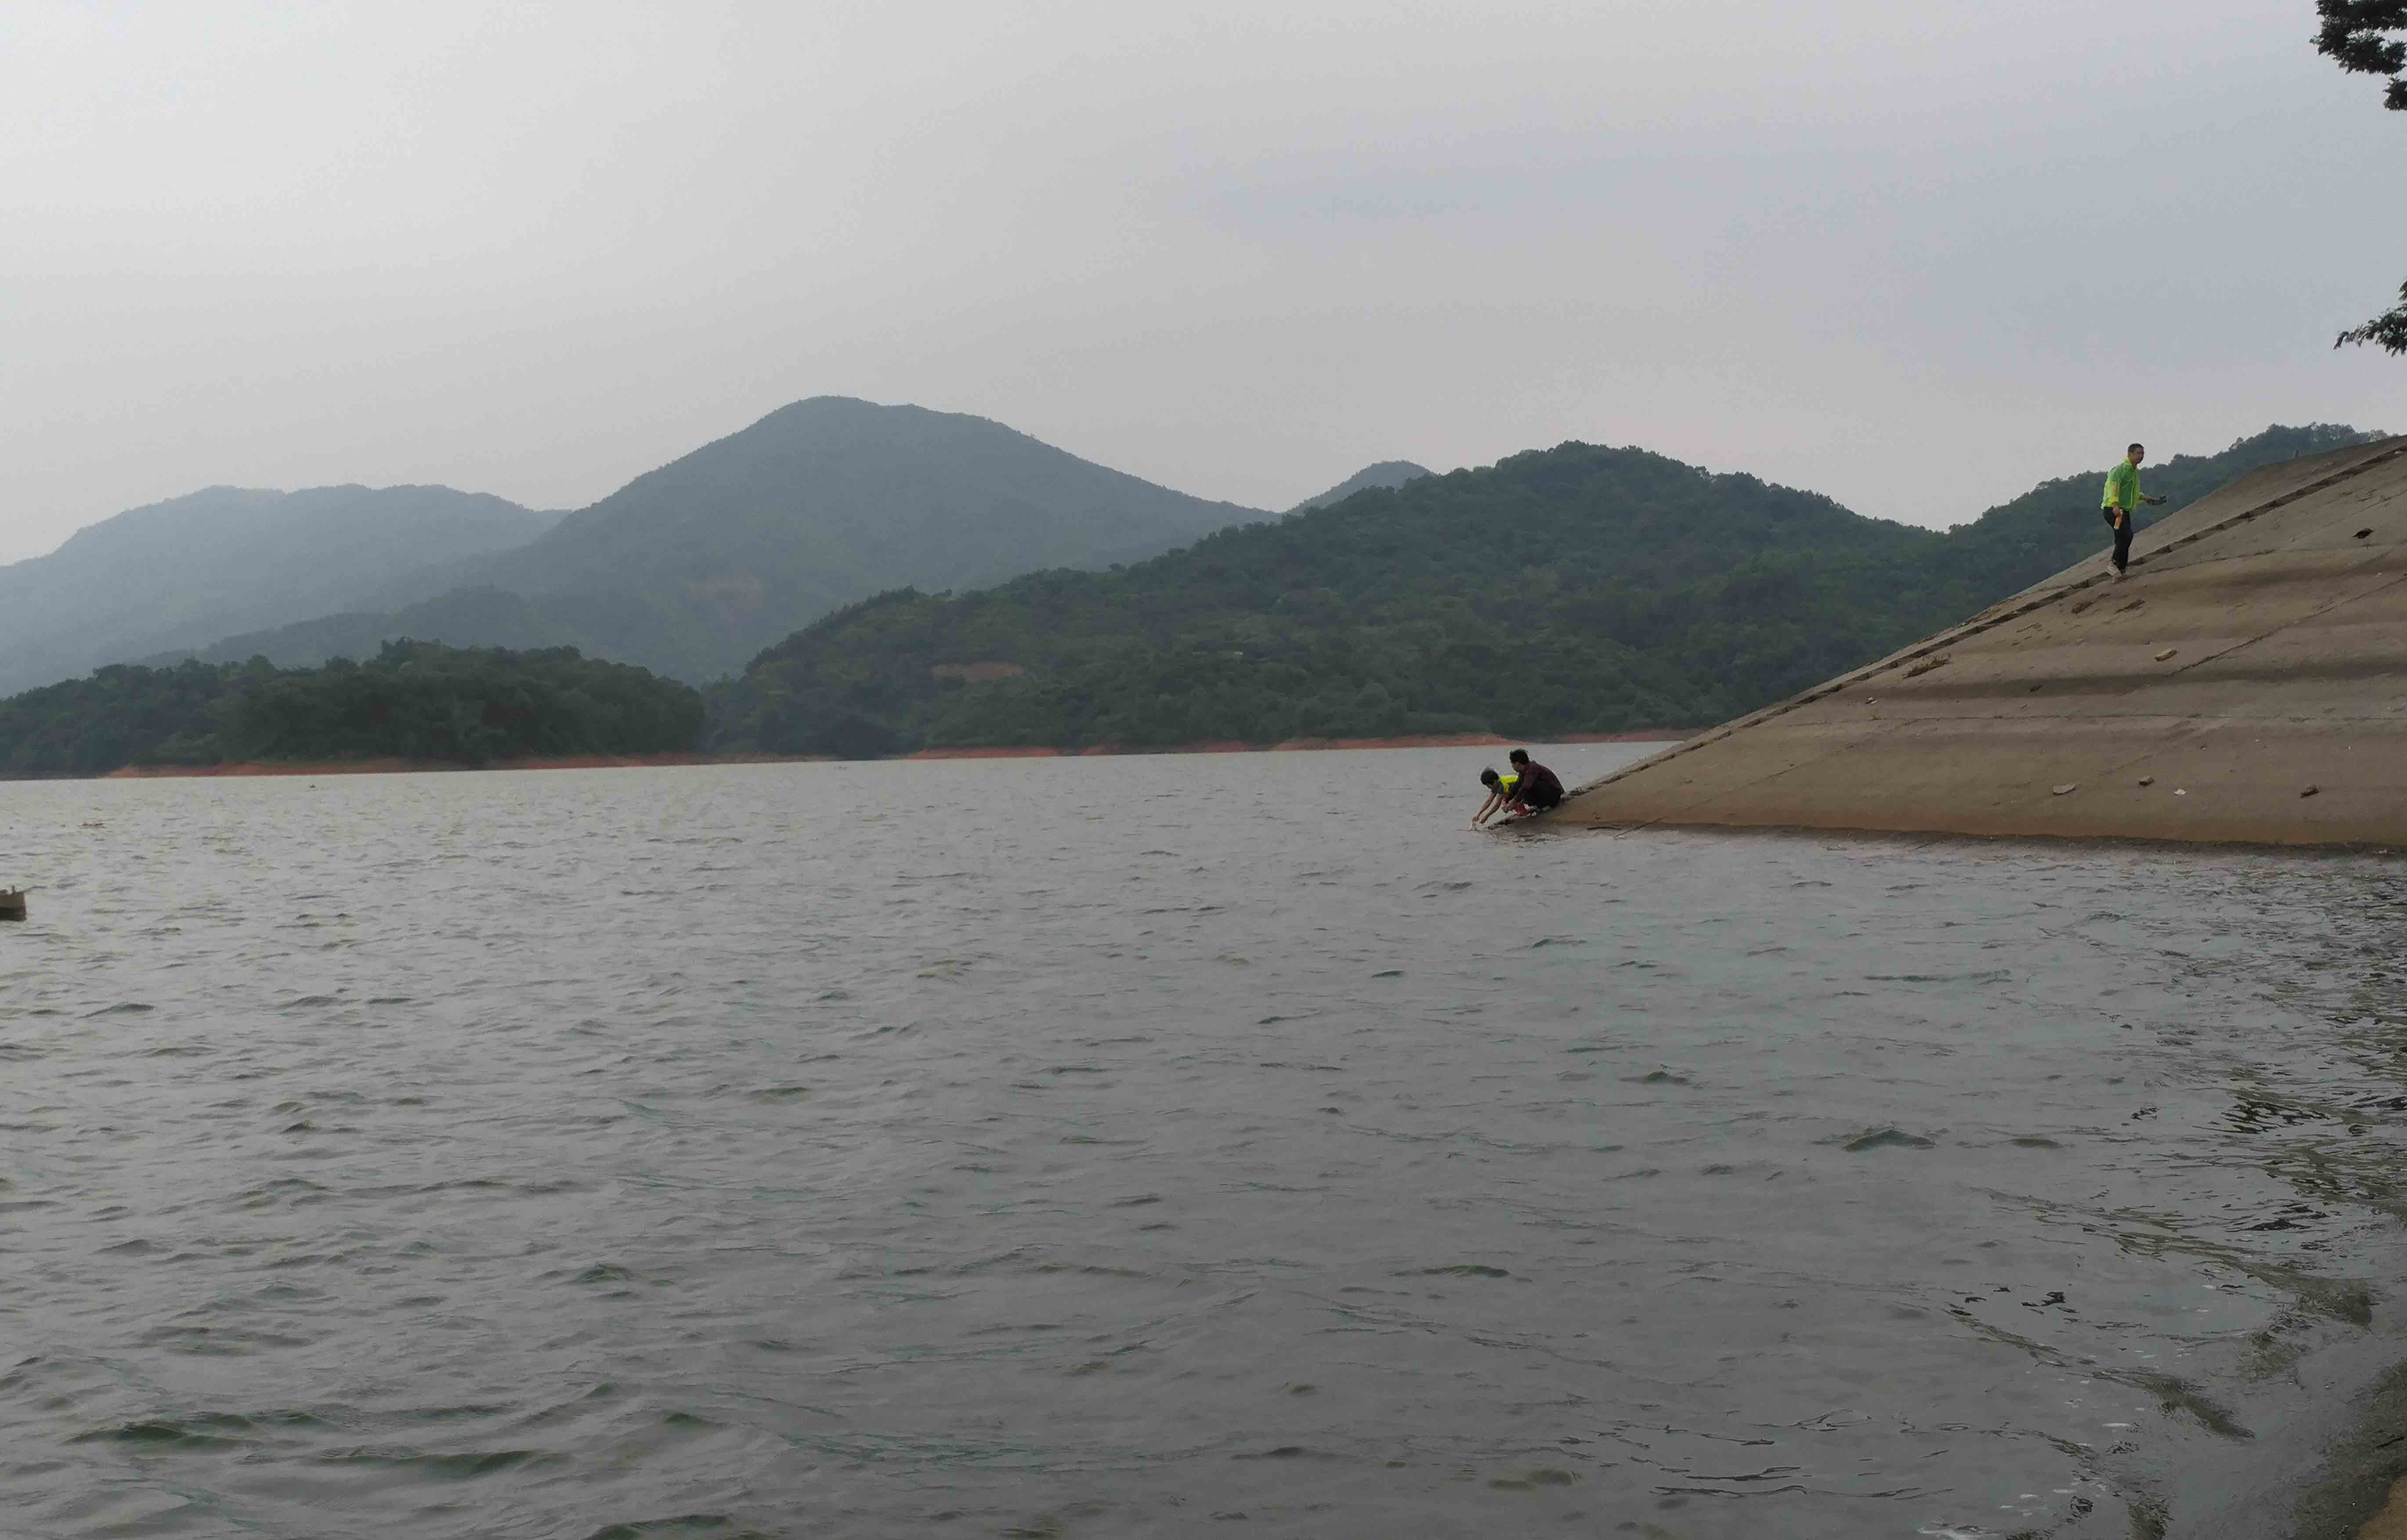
4,745,2406,1540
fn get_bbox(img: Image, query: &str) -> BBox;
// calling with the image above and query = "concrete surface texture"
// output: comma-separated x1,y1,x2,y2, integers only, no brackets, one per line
2366,1481,2407,1540
1557,435,2407,846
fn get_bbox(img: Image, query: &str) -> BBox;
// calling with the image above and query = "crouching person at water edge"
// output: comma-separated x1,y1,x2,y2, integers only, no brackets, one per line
1472,749,1565,826
1508,748,1564,812
1472,766,1519,826
2101,441,2166,578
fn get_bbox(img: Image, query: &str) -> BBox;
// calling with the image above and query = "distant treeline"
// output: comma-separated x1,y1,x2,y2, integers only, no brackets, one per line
707,424,2373,757
0,641,703,777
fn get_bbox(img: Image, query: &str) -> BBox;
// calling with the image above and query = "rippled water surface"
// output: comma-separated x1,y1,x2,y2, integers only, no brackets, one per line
5,747,2407,1540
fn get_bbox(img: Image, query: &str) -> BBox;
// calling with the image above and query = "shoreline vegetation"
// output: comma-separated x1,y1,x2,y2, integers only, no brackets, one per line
61,730,1693,783
0,641,705,780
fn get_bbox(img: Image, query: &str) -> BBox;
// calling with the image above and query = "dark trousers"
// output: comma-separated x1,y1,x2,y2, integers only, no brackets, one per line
2104,507,2134,570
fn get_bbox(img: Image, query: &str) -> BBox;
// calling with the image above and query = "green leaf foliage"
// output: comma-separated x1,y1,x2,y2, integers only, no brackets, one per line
2317,0,2407,110
2336,278,2407,357
0,641,703,778
2314,2,2406,350
707,426,2374,758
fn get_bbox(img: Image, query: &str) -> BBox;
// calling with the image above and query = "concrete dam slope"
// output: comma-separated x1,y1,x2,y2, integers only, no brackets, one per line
1557,434,2407,847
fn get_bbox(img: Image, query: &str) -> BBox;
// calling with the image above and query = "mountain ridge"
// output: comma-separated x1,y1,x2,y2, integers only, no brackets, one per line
149,397,1273,685
0,484,556,698
1287,460,1432,514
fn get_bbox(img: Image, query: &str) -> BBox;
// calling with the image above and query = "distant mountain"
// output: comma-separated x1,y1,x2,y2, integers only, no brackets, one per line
0,485,555,698
164,398,1270,685
1286,460,1431,514
705,424,2377,757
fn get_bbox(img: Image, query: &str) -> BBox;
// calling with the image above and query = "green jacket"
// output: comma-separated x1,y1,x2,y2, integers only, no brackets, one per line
2102,459,2141,512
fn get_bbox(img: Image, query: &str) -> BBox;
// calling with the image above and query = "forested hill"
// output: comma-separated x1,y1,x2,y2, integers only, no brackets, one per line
706,424,2372,757
210,397,1269,683
0,484,552,699
0,643,702,777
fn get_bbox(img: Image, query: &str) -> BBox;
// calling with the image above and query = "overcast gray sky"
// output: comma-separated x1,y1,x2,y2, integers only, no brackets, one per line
5,0,2403,562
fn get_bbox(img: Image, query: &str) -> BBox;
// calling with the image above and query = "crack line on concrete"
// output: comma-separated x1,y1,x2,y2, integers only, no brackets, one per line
2160,568,2407,681
1601,719,1913,839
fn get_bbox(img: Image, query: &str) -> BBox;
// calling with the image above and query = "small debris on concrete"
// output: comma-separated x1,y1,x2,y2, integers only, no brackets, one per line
2052,784,2078,796
2357,528,2375,539
1905,654,1951,678
2301,784,2320,798
2153,647,2178,662
2138,776,2155,787
2175,788,2187,796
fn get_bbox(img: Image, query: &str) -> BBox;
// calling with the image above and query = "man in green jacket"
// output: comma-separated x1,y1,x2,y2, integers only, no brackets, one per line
2101,442,2167,578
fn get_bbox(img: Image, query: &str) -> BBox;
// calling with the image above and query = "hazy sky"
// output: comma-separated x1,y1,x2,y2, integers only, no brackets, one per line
5,0,2403,562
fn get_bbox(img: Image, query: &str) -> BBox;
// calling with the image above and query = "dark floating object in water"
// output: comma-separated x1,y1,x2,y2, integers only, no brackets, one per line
1843,1128,1935,1153
0,889,25,921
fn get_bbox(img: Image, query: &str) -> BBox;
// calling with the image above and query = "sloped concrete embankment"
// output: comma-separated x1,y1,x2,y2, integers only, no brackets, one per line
1558,436,2407,846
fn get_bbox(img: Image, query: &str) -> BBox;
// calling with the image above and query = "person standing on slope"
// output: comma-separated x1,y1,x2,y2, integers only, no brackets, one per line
2101,442,2167,578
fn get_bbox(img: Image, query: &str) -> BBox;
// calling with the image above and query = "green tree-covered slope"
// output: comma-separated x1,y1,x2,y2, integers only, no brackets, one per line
708,425,2373,757
159,587,708,680
0,642,701,777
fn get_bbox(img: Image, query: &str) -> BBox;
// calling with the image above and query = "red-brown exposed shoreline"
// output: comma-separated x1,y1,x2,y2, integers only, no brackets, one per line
902,730,1689,760
95,752,806,780
69,730,1694,781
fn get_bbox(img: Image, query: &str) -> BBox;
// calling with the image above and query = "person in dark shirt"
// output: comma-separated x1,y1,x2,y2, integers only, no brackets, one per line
1507,748,1564,812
